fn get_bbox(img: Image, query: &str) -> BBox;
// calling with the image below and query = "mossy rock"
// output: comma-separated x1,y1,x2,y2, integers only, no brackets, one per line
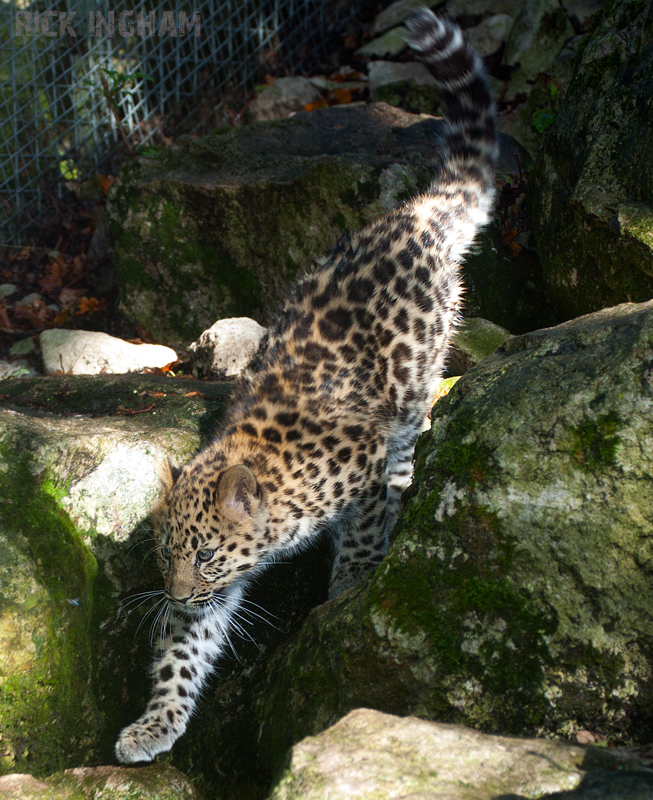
447,316,511,375
107,105,552,346
0,375,334,798
106,103,440,346
269,708,653,800
529,0,653,321
0,764,197,800
246,300,653,779
0,375,230,777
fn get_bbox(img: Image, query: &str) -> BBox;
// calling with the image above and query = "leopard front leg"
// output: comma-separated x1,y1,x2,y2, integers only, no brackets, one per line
329,491,389,598
115,592,242,762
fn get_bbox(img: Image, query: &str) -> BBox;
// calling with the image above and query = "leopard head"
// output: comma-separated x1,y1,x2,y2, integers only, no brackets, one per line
152,460,270,611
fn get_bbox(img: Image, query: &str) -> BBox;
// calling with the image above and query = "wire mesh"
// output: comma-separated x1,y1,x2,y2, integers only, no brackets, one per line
0,0,358,244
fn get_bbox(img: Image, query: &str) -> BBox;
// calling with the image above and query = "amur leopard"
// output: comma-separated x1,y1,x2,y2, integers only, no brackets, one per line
116,7,497,763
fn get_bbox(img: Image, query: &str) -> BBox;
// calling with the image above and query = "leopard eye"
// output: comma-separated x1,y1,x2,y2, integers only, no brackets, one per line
163,546,171,560
197,548,213,563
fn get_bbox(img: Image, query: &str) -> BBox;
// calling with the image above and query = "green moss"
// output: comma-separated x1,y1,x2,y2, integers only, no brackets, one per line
568,413,620,471
0,375,232,437
0,441,99,776
370,396,558,734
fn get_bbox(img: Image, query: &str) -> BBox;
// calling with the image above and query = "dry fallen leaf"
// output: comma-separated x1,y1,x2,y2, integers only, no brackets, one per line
40,257,67,292
98,174,115,195
13,298,52,328
333,87,352,104
576,730,596,745
0,305,12,330
305,99,328,112
76,296,106,315
509,241,523,257
59,287,85,309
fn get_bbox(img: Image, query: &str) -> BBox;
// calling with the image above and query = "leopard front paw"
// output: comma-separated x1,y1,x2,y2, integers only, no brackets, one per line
114,718,180,764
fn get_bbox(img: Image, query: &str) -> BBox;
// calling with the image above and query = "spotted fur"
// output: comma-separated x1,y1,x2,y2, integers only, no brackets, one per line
115,8,497,763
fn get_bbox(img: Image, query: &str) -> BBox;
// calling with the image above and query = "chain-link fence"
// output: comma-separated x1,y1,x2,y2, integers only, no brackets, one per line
0,0,358,244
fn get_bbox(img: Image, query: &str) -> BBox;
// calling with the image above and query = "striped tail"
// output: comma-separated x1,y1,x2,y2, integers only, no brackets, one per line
405,8,498,262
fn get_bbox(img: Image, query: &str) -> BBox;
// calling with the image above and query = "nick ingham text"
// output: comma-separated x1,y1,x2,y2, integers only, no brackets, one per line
15,11,202,38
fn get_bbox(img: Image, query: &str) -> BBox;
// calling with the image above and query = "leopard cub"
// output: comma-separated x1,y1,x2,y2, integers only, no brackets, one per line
116,7,497,763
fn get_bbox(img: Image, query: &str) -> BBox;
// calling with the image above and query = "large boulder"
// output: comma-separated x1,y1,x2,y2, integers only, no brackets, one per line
530,0,653,320
269,708,653,800
0,375,332,797
246,300,653,778
107,103,552,345
106,103,441,345
0,375,215,777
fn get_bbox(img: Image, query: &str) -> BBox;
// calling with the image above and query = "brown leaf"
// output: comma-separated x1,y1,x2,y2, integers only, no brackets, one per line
97,174,115,195
52,309,70,326
40,257,67,293
333,87,352,104
13,298,52,328
59,287,85,309
77,296,105,315
508,241,523,257
576,730,596,745
305,99,328,112
13,247,32,261
0,305,13,330
117,402,156,415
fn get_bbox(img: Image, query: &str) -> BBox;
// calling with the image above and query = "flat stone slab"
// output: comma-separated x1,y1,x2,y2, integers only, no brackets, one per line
269,708,653,800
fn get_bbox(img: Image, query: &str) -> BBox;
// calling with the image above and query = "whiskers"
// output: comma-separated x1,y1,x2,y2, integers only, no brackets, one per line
204,592,281,663
118,588,172,649
128,525,164,565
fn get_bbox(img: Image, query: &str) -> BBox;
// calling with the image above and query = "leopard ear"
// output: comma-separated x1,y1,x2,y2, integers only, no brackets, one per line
218,465,259,519
158,458,181,494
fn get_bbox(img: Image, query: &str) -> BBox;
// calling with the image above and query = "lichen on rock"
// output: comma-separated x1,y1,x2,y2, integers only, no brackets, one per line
249,300,653,783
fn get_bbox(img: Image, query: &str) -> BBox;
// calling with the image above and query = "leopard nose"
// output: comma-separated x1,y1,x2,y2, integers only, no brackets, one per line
167,590,194,604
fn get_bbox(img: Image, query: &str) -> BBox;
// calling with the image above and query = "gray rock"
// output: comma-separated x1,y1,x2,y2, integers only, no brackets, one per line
502,0,575,97
368,61,440,114
269,708,653,800
530,0,653,320
87,216,109,260
189,316,267,378
0,359,37,379
371,0,429,36
40,329,178,375
447,316,511,374
9,336,35,356
0,374,209,775
107,103,448,345
561,0,606,26
446,0,526,19
463,13,514,56
0,283,17,302
250,300,653,777
0,764,198,799
248,77,322,122
108,105,549,346
355,26,408,58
